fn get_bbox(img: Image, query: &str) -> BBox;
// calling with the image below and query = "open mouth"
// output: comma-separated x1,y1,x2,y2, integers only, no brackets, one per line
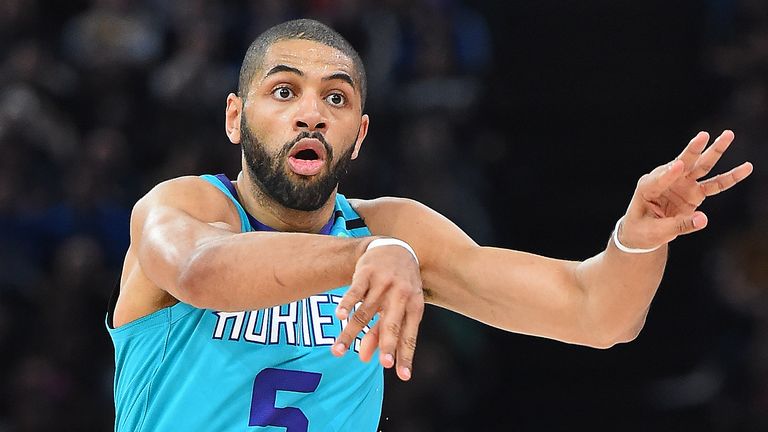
294,148,320,160
287,138,327,176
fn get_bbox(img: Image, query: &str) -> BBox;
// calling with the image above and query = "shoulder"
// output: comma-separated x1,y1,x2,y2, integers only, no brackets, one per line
348,197,427,231
348,196,429,215
348,196,475,245
131,175,241,234
138,176,228,209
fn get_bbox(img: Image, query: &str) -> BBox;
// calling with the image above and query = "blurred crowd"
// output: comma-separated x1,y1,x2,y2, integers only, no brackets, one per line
0,0,764,431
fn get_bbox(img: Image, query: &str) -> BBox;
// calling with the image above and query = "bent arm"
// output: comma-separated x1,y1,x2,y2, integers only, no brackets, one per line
132,177,370,311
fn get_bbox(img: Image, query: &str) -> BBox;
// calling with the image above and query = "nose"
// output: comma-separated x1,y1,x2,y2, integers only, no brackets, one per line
293,95,327,132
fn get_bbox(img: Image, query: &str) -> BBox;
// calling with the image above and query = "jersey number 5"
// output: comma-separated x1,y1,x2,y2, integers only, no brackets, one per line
249,368,322,431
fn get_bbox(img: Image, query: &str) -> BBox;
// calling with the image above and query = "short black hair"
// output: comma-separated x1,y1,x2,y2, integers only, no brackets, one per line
238,19,367,110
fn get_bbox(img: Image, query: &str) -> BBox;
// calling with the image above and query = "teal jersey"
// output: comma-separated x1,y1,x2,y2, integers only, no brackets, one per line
107,174,382,432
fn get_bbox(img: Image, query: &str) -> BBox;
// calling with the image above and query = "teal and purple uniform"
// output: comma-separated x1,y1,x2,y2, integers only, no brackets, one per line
107,174,382,431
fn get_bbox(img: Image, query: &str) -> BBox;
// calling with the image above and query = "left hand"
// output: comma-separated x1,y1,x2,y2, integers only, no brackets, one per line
332,241,424,382
619,130,754,249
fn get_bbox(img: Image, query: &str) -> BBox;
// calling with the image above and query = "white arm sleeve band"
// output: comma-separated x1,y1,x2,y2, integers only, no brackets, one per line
365,238,420,266
612,217,662,254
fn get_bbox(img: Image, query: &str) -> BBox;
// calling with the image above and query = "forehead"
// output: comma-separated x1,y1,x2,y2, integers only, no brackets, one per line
259,39,355,78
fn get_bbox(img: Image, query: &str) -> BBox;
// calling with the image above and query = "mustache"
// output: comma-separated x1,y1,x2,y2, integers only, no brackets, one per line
283,131,333,160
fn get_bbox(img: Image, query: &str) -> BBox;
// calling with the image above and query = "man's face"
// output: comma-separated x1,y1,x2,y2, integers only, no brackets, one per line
238,39,367,211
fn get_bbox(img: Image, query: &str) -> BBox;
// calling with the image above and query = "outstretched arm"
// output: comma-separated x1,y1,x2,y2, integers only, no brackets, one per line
341,130,753,349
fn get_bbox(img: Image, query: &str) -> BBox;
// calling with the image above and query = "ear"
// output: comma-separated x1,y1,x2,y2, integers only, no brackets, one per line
225,93,243,144
351,114,369,160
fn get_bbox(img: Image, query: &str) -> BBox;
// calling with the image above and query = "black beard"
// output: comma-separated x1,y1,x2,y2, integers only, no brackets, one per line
240,118,355,211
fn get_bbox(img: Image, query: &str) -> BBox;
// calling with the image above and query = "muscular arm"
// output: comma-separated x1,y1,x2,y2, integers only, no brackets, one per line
123,177,370,316
355,198,657,348
352,130,751,349
438,231,665,347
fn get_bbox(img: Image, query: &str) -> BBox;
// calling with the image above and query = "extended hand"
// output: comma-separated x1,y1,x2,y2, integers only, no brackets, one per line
619,130,754,249
332,241,424,381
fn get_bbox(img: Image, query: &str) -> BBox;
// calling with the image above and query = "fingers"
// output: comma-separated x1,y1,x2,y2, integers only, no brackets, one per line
700,161,754,197
395,300,423,381
668,177,706,211
333,297,379,356
676,131,709,173
374,291,407,370
332,271,377,357
336,284,417,380
637,130,746,207
689,130,734,180
335,270,368,321
358,320,380,363
637,159,685,201
332,246,425,381
359,296,422,381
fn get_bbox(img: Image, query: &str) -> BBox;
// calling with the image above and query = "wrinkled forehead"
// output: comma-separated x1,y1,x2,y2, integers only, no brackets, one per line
256,39,356,82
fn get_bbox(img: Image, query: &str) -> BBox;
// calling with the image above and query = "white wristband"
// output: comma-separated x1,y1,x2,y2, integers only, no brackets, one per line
612,217,662,254
366,238,419,266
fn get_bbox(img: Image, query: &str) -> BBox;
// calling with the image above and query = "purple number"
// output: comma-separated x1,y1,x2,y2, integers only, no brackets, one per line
249,368,322,431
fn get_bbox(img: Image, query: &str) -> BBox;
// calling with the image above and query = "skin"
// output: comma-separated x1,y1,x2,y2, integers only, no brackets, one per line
114,39,754,384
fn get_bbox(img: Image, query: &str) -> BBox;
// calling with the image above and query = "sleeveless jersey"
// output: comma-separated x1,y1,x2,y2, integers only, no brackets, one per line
107,174,382,432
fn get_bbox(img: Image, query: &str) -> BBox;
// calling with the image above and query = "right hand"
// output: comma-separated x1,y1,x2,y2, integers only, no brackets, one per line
332,240,424,381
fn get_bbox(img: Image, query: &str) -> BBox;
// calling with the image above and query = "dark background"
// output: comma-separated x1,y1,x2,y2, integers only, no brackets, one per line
1,0,766,430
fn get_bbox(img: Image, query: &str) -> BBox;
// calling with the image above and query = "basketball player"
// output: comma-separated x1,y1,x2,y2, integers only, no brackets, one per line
107,19,754,431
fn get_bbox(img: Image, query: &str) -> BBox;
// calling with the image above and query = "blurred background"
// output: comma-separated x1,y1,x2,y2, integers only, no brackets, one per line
0,0,765,430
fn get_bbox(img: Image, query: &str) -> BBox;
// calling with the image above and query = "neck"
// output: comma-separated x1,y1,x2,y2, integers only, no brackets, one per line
234,170,336,233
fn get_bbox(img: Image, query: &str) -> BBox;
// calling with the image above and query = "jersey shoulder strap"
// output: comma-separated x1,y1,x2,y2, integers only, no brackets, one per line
334,193,371,237
200,174,252,233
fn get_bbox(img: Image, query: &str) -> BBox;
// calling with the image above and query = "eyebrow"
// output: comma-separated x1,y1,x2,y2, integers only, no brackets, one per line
265,64,304,78
322,72,355,89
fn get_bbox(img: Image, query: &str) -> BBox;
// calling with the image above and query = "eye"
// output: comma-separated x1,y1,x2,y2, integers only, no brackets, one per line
272,86,294,100
325,92,346,107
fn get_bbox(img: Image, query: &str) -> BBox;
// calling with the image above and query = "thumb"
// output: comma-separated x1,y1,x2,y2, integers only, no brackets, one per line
656,211,708,240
